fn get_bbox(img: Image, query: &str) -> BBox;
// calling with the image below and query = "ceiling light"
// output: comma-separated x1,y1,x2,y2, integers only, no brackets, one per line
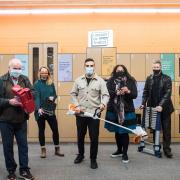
0,8,180,15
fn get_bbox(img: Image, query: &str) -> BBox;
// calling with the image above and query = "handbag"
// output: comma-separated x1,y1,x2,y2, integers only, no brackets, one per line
41,98,56,116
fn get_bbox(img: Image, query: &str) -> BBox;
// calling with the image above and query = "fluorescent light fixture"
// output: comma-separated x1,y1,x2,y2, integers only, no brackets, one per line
1,8,180,15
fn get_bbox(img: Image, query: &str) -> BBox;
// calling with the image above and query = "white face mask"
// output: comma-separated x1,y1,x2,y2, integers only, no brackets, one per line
85,67,94,76
10,69,22,78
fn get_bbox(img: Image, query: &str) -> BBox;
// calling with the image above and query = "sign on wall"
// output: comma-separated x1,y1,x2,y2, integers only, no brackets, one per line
88,30,113,47
58,54,73,82
15,54,28,76
161,53,175,80
133,81,145,109
102,48,116,76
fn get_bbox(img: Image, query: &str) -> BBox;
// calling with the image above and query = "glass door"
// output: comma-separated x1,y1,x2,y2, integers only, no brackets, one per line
28,43,58,140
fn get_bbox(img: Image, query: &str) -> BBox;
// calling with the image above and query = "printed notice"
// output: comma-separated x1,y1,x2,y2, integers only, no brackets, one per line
161,53,175,80
102,48,116,76
88,30,113,47
133,81,145,109
58,54,72,81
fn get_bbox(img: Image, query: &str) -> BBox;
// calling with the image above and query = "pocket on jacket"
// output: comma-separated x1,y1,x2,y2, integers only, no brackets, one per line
78,85,86,97
91,87,100,97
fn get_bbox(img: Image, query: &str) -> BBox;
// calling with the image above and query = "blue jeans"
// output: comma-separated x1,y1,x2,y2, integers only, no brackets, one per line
0,121,29,173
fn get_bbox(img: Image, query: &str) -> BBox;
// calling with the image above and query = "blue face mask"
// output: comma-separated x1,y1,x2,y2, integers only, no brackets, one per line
10,69,22,78
85,67,94,76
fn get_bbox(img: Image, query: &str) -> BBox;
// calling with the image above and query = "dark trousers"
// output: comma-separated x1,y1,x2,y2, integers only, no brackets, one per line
153,113,171,152
37,114,59,146
76,116,100,160
115,132,129,155
0,121,29,173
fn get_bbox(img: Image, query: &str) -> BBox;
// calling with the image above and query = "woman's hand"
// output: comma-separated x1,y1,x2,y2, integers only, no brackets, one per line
49,96,54,101
116,89,125,95
117,86,130,95
121,86,130,94
38,108,44,115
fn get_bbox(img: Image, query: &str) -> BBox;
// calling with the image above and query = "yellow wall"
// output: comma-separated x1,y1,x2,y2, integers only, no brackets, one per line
1,14,180,54
1,13,180,142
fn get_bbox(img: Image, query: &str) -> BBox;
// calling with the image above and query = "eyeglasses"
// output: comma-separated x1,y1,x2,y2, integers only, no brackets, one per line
85,65,94,67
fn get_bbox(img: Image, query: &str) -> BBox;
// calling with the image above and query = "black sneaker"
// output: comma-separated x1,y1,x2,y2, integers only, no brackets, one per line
19,169,34,180
7,171,17,180
90,159,98,169
110,150,123,158
122,154,129,163
74,154,84,164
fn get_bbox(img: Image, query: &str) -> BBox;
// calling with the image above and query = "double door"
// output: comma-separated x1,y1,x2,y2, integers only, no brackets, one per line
28,43,58,140
28,43,58,83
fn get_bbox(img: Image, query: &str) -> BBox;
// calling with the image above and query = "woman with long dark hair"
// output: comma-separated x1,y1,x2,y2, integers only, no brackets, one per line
105,64,137,163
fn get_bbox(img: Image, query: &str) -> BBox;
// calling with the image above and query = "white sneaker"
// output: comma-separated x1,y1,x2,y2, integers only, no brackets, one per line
122,154,129,163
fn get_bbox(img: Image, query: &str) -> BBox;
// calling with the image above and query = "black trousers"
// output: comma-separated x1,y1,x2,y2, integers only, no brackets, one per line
37,114,60,147
115,132,129,155
153,113,171,152
76,116,100,160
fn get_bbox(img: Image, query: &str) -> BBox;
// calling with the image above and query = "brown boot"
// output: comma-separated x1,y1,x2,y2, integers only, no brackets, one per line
40,147,46,158
55,146,64,157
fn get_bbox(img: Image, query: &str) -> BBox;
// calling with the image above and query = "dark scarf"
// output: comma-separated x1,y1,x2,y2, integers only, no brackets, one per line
151,74,161,107
113,76,127,124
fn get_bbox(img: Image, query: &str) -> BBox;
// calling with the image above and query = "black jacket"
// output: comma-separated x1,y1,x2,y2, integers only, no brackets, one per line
106,77,137,112
0,73,35,123
142,73,174,115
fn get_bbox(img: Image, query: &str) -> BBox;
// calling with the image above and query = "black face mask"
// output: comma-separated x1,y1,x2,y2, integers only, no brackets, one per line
153,69,161,75
115,71,125,78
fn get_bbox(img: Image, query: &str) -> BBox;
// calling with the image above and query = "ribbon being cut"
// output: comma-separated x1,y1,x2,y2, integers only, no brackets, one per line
67,104,147,144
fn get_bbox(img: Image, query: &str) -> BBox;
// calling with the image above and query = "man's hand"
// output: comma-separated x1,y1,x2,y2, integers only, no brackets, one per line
155,106,163,112
139,105,144,109
38,108,44,115
74,106,81,114
9,98,22,106
99,104,105,111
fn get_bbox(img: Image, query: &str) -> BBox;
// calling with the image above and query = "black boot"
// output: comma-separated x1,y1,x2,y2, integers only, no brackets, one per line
164,149,173,158
90,159,98,169
74,154,84,164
